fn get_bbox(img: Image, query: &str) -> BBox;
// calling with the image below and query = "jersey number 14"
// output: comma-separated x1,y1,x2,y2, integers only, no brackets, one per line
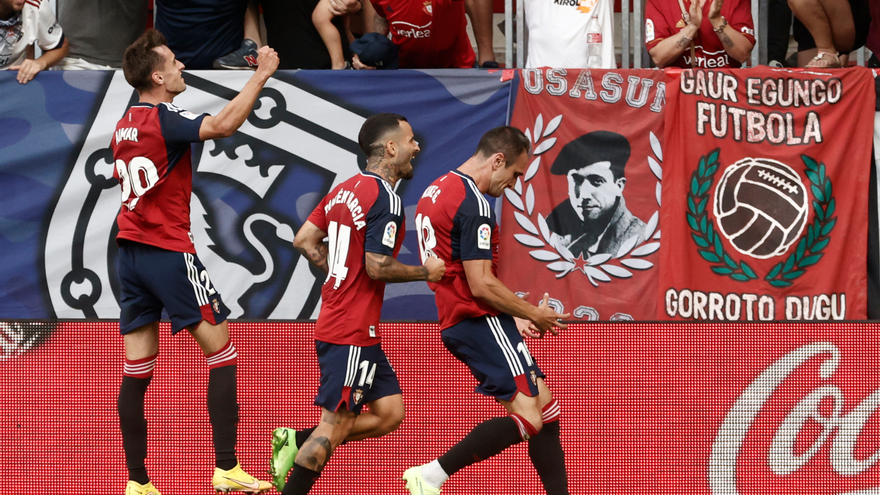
326,221,352,289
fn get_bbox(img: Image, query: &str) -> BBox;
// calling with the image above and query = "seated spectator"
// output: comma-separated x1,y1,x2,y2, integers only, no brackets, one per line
524,0,615,69
312,0,360,69
54,0,147,70
0,0,69,84
355,0,476,69
155,0,260,70
260,0,360,69
645,0,754,68
465,0,498,67
789,0,870,68
767,0,793,67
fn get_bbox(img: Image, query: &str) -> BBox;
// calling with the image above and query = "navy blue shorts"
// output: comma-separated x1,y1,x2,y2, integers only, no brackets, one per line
117,240,230,335
441,313,544,401
314,340,402,414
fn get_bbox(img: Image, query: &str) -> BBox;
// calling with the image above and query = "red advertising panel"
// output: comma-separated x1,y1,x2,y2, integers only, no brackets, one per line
2,321,879,493
500,68,666,321
659,67,875,321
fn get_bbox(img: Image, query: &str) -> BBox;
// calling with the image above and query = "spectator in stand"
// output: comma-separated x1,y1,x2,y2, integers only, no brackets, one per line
260,0,360,69
524,0,615,69
312,0,359,69
767,0,793,67
0,0,69,84
354,0,477,69
788,0,870,68
466,0,499,67
54,0,147,70
155,0,262,70
645,0,754,68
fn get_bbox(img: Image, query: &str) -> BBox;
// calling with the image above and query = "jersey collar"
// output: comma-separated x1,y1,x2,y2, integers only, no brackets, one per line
360,170,391,185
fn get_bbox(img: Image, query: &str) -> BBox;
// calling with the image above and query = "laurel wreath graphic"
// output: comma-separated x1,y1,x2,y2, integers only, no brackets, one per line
687,150,836,287
506,114,662,286
765,155,837,287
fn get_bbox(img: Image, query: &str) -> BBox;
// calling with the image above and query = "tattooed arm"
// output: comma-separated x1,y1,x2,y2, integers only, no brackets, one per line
293,220,330,274
647,0,702,68
708,0,753,64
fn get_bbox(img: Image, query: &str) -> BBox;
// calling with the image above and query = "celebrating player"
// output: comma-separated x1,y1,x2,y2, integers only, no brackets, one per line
111,29,278,495
270,113,445,495
406,126,570,494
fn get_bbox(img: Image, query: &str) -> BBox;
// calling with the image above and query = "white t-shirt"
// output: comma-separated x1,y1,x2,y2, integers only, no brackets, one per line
0,0,64,69
525,0,615,69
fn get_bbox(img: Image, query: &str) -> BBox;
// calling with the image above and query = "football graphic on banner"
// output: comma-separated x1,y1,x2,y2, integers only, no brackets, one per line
714,158,809,259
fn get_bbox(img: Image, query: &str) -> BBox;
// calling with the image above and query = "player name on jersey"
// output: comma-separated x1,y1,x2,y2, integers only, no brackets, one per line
421,184,441,203
114,127,139,145
324,187,367,230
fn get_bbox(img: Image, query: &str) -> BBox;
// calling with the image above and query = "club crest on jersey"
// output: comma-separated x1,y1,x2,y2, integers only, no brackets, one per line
353,388,364,404
477,224,491,250
382,221,398,248
212,298,220,313
530,370,537,386
423,0,432,15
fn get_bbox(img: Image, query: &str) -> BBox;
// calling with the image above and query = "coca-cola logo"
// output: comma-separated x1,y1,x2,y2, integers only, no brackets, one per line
710,342,880,494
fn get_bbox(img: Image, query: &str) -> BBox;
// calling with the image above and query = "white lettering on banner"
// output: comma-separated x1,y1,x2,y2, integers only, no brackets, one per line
785,294,846,320
710,343,880,493
680,71,843,145
665,289,846,321
521,68,665,112
696,102,822,145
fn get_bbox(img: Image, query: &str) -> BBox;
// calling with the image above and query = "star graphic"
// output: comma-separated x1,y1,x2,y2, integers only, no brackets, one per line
571,252,590,274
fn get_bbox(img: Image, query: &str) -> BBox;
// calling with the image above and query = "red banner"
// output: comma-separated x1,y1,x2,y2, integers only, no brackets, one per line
500,69,666,320
659,67,875,321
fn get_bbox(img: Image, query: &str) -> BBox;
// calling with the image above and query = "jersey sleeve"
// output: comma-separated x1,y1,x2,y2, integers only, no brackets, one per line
727,0,756,46
645,0,673,50
457,205,495,261
307,195,329,232
157,103,207,144
364,189,403,256
36,0,64,51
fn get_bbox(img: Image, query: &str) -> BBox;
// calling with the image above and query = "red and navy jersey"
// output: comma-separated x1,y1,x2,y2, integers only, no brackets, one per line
110,102,206,253
370,0,475,68
308,172,405,346
415,171,500,330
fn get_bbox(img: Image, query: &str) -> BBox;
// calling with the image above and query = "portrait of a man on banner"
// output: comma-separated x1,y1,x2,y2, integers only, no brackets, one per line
546,131,647,258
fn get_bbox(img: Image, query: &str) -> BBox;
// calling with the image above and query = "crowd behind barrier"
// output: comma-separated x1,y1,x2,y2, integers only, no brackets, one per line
7,0,880,74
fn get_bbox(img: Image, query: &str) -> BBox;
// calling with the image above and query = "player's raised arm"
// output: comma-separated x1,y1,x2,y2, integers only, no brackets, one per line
365,253,445,283
462,258,568,332
199,46,280,140
293,220,330,274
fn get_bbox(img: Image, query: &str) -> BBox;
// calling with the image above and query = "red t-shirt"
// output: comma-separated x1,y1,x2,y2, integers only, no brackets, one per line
370,0,476,68
415,171,500,330
645,0,755,68
308,172,405,346
111,102,206,253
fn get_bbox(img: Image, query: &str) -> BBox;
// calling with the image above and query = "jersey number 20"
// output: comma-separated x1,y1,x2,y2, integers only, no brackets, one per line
116,157,159,210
